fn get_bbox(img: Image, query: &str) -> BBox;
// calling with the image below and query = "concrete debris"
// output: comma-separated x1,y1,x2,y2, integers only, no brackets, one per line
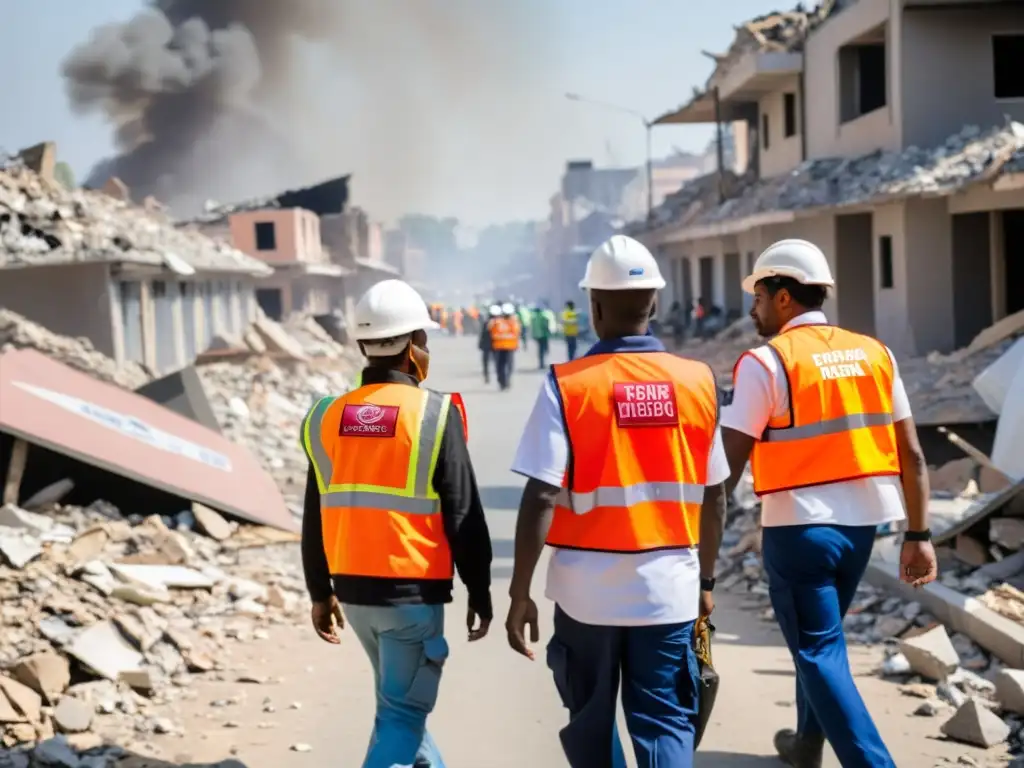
941,699,1011,748
899,626,961,681
996,669,1024,716
0,164,269,275
0,498,305,751
0,309,149,389
198,356,358,506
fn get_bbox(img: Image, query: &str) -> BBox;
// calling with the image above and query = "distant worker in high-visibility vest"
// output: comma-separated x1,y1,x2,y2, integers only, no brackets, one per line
490,302,520,391
721,240,936,768
505,235,731,768
300,279,493,768
479,303,501,385
561,300,580,361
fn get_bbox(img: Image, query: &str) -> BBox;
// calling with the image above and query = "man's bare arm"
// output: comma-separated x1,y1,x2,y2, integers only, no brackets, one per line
699,483,727,580
722,427,756,497
509,478,561,600
894,417,930,531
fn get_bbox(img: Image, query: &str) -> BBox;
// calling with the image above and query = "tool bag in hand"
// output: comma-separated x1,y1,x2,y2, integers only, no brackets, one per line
694,616,720,749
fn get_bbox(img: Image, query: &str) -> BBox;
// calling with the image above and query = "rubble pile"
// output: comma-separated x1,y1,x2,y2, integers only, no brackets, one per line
0,309,150,390
0,165,268,275
0,498,304,758
198,358,356,505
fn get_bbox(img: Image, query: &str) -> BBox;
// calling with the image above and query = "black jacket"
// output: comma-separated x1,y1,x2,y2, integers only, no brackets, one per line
301,367,494,619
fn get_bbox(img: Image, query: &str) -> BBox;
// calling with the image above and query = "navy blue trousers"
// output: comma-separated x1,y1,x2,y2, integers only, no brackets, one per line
762,524,895,768
547,606,700,768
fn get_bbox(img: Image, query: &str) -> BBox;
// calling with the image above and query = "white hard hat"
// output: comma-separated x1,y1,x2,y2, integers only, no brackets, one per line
579,235,666,291
353,280,439,354
488,304,502,317
501,302,516,315
743,239,834,294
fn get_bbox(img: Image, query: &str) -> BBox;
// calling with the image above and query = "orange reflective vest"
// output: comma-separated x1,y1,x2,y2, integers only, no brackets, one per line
740,324,900,496
350,372,468,440
489,318,519,351
300,383,454,580
548,352,718,553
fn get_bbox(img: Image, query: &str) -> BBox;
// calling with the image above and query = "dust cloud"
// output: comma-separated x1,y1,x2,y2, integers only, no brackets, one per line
62,0,556,219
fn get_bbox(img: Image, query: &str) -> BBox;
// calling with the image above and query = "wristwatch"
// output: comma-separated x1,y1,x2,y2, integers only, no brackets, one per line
904,528,932,542
700,577,716,592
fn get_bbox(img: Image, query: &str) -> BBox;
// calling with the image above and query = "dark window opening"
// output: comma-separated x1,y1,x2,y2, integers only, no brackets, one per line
761,113,770,150
151,280,167,298
784,93,797,138
255,221,277,251
879,235,894,289
993,35,1024,100
839,40,887,123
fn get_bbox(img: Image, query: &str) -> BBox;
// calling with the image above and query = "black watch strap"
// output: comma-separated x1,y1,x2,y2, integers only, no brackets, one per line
904,528,932,542
700,577,716,592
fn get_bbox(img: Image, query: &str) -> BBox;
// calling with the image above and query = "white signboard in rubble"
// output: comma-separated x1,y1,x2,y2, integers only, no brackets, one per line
12,381,232,472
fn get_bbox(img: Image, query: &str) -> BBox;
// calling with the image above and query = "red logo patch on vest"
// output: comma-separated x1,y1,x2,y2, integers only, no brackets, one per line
613,382,679,428
341,404,400,437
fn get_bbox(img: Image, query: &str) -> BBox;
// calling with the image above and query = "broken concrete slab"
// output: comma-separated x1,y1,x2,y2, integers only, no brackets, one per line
0,676,41,724
52,697,92,734
66,527,109,565
940,698,1010,747
10,652,70,703
19,479,74,511
65,621,143,682
192,502,232,541
991,517,1024,550
975,550,1024,582
0,533,42,569
0,504,74,543
995,668,1024,715
108,563,215,591
898,625,960,680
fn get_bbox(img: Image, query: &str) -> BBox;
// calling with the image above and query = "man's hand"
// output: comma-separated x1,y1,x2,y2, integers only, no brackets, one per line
900,540,938,587
311,596,344,644
467,609,491,642
700,590,715,618
505,596,539,660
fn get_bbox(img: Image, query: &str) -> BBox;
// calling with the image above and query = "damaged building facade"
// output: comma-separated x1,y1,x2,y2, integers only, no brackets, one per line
194,176,401,325
634,0,1024,358
0,146,271,376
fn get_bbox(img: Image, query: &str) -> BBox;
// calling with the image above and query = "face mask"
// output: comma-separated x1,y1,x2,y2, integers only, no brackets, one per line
410,345,430,382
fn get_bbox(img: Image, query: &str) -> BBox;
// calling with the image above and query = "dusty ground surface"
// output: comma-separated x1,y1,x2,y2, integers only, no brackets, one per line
92,337,1012,767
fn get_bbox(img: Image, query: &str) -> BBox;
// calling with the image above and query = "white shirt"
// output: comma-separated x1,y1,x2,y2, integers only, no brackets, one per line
512,372,731,627
721,311,910,528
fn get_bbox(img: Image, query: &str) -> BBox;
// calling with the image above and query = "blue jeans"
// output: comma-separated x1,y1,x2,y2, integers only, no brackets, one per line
566,336,578,361
344,604,448,768
547,606,700,768
762,525,895,768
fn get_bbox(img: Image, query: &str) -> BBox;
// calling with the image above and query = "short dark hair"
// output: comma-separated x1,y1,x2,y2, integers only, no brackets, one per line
565,300,575,309
593,288,656,327
758,276,826,309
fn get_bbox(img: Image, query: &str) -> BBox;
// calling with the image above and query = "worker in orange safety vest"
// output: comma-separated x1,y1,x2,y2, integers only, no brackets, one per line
720,239,936,768
299,279,493,768
489,303,520,391
505,235,731,768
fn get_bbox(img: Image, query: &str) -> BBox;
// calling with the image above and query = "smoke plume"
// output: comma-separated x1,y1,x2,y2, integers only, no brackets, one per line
62,1,551,217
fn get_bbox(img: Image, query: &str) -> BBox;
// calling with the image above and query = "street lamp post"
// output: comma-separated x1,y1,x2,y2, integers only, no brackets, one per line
565,92,654,222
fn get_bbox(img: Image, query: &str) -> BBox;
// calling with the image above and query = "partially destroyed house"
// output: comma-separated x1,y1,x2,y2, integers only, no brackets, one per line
0,145,272,375
193,175,400,324
632,0,1024,360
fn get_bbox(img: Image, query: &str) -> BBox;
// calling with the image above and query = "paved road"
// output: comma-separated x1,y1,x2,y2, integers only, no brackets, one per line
149,335,1000,767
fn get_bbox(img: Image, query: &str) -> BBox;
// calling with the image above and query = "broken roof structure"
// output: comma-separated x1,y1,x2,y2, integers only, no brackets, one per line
0,348,293,531
195,174,351,224
654,2,847,126
632,121,1024,242
0,165,270,276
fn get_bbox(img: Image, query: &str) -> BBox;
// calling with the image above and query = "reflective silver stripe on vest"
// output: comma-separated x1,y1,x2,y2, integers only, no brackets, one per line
557,481,706,516
762,412,893,443
323,490,440,515
323,390,449,515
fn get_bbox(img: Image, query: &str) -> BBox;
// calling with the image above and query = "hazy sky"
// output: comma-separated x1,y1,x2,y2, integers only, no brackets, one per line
0,1,786,226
